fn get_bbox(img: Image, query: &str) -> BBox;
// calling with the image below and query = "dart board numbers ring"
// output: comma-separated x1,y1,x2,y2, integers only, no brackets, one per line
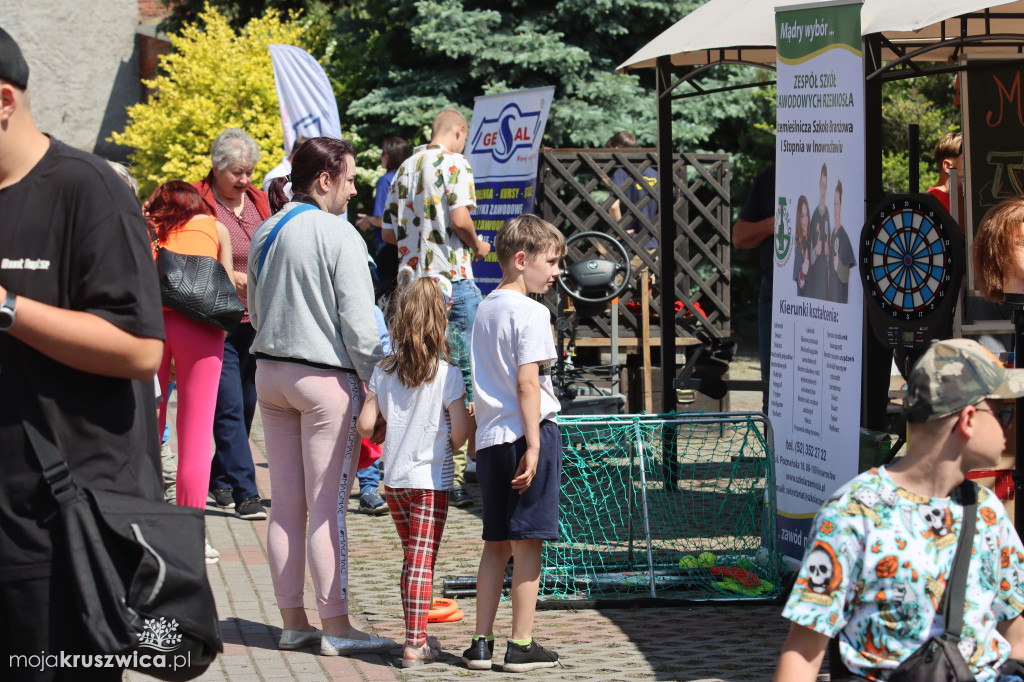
859,193,964,350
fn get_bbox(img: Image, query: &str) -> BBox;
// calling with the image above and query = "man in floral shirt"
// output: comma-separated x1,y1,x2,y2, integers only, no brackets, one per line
382,108,490,340
776,339,1024,682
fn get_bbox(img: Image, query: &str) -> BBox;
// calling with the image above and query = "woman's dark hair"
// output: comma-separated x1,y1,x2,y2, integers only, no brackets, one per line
267,137,355,212
145,180,213,241
381,135,412,173
795,195,810,252
605,131,637,148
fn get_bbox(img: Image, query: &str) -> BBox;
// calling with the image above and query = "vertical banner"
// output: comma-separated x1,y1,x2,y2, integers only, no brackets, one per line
773,0,865,562
269,44,342,154
466,86,555,294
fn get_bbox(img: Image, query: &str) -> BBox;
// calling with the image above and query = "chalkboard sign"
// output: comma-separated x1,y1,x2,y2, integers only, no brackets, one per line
964,61,1024,238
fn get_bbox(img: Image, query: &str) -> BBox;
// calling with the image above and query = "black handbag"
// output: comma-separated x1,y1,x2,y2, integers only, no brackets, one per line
151,226,245,332
888,481,978,682
18,400,222,680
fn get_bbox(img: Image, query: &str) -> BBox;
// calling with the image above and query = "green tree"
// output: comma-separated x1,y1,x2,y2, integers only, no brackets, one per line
113,6,310,196
880,74,959,193
331,0,778,218
158,0,315,34
333,0,707,146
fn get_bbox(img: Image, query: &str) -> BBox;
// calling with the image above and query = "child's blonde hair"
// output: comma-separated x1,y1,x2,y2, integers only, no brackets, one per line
380,278,450,387
494,214,566,267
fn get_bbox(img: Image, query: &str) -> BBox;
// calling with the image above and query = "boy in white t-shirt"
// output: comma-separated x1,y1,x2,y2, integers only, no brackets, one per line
462,215,566,673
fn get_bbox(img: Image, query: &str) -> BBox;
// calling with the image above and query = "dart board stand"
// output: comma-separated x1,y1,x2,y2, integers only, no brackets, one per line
860,193,966,373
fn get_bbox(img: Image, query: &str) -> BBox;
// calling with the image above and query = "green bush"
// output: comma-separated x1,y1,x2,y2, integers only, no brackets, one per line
111,5,309,197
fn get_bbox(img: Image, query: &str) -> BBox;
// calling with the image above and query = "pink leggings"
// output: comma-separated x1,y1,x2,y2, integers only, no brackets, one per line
157,310,224,509
257,360,362,619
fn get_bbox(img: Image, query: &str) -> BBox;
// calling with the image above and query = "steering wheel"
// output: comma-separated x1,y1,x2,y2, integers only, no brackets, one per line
557,231,632,304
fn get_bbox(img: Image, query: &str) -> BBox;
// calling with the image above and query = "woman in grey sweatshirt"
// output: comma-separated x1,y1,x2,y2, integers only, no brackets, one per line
248,137,393,657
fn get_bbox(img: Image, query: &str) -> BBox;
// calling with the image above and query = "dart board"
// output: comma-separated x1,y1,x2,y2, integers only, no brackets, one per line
860,193,964,350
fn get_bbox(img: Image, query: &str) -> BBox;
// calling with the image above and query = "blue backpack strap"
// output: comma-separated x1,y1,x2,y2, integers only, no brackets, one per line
255,204,317,280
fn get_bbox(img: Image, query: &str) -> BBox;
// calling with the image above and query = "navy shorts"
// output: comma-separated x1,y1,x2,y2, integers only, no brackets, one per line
477,420,563,542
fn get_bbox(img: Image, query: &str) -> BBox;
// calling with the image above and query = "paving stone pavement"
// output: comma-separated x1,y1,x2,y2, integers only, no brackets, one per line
129,360,832,681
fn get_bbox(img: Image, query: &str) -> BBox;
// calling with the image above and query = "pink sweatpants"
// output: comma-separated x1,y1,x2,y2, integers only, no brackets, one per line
257,360,362,619
157,310,224,509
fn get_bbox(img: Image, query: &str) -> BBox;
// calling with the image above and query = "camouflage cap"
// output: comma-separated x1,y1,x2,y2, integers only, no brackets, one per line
905,338,1024,422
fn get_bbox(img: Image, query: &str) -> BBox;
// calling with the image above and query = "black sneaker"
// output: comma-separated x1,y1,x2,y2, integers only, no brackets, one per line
503,640,559,673
235,496,268,520
450,486,473,508
210,488,234,509
461,637,494,670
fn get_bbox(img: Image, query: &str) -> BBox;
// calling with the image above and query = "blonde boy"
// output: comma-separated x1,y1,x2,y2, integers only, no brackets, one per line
463,215,566,672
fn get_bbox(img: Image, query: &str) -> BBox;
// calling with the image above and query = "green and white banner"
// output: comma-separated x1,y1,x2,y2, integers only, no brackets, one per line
772,0,865,562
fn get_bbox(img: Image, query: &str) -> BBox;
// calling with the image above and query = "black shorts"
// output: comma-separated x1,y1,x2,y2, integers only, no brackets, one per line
477,420,563,542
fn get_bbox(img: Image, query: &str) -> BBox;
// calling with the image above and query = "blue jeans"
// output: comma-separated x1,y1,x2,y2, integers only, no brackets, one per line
758,276,772,414
357,460,381,496
210,322,260,503
450,278,483,343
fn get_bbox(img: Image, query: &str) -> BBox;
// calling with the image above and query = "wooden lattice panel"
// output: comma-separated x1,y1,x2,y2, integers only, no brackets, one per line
536,149,731,339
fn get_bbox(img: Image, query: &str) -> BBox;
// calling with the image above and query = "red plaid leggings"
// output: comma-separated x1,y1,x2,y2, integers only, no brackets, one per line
384,486,449,647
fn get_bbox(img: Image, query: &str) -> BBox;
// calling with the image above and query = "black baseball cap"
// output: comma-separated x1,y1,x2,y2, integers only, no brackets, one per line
0,28,29,89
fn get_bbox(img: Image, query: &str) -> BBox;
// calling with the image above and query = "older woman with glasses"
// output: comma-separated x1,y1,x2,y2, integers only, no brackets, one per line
193,128,271,523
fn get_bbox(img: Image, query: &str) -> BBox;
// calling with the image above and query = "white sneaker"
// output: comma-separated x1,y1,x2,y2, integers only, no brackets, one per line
205,540,220,565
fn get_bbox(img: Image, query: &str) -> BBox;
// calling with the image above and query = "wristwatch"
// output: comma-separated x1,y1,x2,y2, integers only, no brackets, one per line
0,292,16,331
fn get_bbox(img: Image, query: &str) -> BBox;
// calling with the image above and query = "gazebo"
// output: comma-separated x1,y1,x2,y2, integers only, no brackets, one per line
618,0,1024,425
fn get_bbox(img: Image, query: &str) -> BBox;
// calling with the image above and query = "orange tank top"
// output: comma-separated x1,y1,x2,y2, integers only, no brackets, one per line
153,214,219,260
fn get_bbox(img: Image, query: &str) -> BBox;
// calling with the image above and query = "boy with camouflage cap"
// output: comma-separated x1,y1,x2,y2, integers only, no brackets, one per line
775,338,1024,681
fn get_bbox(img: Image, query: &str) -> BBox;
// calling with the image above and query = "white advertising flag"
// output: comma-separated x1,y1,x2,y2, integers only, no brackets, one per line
269,44,342,154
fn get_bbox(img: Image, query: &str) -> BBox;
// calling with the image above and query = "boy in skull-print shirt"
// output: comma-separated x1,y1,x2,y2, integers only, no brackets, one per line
776,339,1024,682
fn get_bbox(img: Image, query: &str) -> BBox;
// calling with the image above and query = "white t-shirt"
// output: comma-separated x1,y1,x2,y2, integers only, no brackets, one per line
261,157,291,193
471,289,560,449
367,360,465,490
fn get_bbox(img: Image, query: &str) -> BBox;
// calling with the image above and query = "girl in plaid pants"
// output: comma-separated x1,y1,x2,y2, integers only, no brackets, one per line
357,278,471,667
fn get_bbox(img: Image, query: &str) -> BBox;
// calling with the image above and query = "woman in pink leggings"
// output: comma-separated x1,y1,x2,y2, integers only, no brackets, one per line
249,138,392,656
147,182,234,510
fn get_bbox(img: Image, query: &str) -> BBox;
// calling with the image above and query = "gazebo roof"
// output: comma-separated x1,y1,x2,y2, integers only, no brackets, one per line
618,0,1024,71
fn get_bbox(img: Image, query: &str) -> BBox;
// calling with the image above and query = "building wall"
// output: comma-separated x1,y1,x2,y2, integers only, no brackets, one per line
2,0,143,159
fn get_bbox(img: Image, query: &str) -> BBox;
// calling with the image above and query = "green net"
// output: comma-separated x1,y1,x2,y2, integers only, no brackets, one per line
543,412,785,602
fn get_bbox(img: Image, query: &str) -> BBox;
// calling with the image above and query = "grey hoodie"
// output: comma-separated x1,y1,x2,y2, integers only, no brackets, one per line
247,201,382,381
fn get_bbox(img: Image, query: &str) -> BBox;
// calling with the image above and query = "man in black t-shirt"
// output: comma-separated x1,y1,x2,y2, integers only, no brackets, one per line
807,162,831,301
0,29,165,676
733,165,776,412
607,131,660,249
828,180,857,304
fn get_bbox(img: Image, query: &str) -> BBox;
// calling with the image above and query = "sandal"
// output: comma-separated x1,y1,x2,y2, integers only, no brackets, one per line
402,637,441,668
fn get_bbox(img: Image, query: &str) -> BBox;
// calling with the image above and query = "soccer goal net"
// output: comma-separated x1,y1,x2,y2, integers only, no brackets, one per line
542,412,785,603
